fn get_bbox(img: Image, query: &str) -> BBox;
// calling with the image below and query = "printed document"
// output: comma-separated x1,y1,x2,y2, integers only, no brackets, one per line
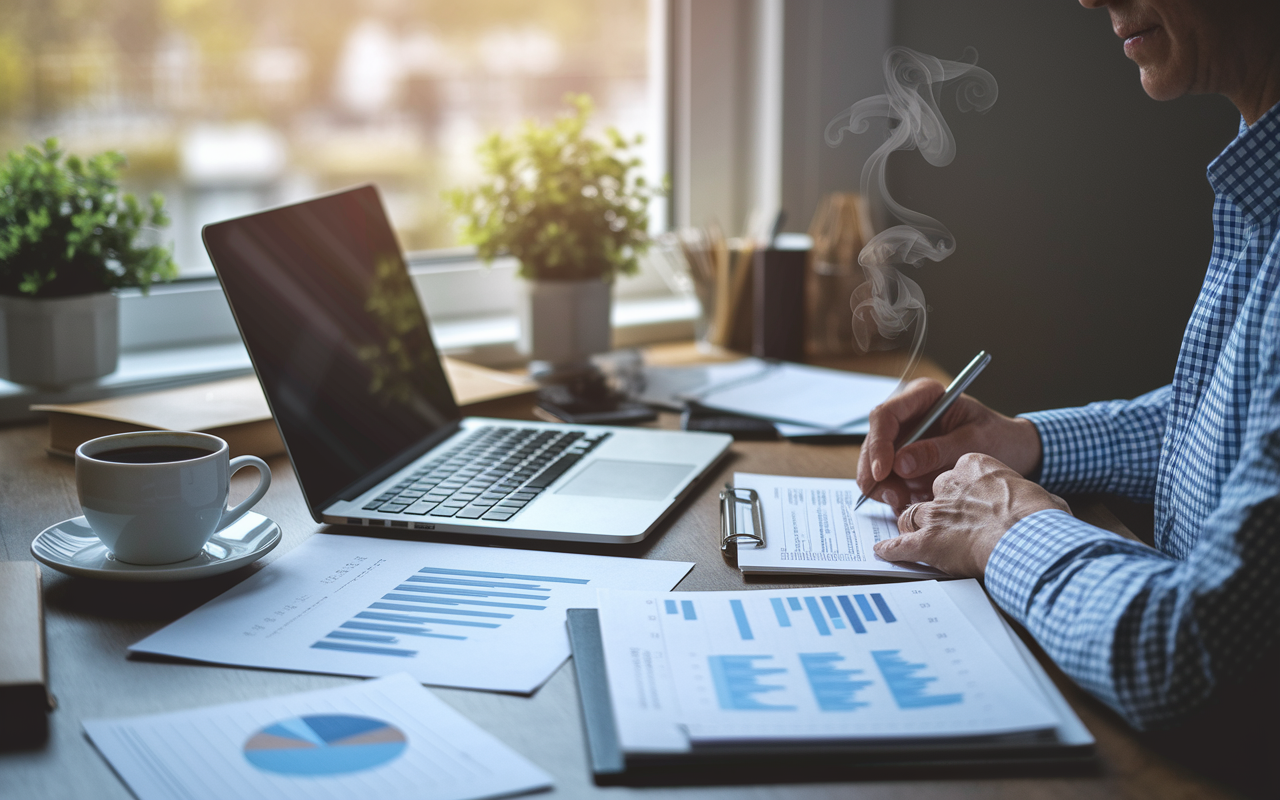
84,673,551,800
131,534,692,694
596,581,1060,752
732,472,941,577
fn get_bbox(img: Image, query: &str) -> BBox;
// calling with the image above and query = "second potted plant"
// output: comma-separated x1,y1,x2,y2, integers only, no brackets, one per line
0,139,177,386
448,94,660,374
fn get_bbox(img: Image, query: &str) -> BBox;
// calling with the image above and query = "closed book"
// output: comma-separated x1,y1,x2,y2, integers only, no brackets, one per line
31,358,535,459
0,562,53,748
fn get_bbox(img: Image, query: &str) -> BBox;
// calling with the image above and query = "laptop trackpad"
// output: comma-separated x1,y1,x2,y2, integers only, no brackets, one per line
555,459,695,501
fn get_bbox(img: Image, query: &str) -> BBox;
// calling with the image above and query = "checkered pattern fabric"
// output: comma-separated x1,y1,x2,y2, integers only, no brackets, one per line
985,104,1280,730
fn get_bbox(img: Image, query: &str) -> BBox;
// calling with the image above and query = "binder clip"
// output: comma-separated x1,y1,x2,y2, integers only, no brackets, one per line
719,484,765,551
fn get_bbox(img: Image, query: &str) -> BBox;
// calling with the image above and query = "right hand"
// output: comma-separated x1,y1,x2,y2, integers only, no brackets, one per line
856,378,1043,513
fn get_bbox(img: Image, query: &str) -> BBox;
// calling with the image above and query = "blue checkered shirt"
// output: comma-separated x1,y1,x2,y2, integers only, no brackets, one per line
985,103,1280,730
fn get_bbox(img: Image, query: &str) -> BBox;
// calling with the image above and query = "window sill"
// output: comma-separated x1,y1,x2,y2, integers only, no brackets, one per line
1,295,699,424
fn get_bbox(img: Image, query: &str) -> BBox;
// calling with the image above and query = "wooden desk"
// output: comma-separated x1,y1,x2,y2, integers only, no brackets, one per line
0,356,1239,799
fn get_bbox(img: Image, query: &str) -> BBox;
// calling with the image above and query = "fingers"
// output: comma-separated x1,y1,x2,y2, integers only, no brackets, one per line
860,379,945,486
898,502,925,533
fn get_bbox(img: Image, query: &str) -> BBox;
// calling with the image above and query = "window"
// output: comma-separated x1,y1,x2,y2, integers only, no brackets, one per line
0,0,663,277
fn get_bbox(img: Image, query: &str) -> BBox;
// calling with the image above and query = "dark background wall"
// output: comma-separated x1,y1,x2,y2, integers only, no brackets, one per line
884,0,1239,414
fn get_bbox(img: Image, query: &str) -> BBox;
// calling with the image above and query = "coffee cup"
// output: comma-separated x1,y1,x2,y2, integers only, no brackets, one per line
75,431,272,565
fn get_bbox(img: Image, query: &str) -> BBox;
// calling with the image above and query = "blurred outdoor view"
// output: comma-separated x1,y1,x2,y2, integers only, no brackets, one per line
0,0,655,277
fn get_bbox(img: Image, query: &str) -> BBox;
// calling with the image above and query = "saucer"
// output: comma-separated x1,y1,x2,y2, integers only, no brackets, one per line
30,512,282,582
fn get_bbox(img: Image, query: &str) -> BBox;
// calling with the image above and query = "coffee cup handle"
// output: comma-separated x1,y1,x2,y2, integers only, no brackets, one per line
216,456,273,533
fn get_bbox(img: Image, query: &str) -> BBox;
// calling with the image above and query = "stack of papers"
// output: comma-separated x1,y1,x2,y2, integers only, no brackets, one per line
639,358,898,436
84,674,552,800
595,580,1076,753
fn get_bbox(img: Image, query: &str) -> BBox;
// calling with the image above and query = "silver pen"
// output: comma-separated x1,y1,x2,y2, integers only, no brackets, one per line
853,350,992,511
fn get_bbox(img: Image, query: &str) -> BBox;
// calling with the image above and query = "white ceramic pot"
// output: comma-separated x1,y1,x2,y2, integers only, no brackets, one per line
517,278,612,370
0,291,119,386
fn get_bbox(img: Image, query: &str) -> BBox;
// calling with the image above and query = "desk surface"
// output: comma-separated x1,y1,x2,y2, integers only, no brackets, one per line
0,351,1238,799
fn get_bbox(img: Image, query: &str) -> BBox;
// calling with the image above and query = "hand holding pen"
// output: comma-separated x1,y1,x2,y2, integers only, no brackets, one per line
854,352,1045,514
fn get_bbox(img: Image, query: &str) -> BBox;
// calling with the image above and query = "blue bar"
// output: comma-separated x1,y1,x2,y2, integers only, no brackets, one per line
804,597,831,636
872,593,897,623
418,566,589,584
665,599,678,614
799,652,874,711
708,655,796,711
854,594,877,621
820,596,846,629
343,622,430,636
410,617,501,628
311,641,418,657
407,575,546,590
395,584,549,600
373,599,512,616
730,599,754,640
872,650,962,708
326,630,396,643
374,597,546,611
681,600,697,620
787,597,802,611
770,597,792,627
837,596,867,634
363,607,512,621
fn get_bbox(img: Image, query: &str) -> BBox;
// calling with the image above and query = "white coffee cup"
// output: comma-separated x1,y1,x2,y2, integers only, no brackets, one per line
75,431,271,565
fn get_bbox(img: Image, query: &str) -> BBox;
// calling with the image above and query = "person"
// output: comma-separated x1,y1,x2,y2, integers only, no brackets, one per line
857,0,1280,736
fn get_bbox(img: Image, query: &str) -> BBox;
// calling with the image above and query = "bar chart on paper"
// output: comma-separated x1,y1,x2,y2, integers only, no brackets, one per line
130,535,693,694
597,581,1059,743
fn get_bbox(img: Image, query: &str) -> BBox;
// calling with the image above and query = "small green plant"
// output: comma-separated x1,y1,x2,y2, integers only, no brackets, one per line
0,138,177,298
447,94,662,282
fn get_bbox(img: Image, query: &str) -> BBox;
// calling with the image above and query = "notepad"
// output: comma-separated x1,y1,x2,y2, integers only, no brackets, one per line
83,673,552,800
728,472,941,578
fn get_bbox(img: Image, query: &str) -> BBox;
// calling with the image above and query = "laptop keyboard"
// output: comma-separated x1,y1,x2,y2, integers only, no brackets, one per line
361,426,612,522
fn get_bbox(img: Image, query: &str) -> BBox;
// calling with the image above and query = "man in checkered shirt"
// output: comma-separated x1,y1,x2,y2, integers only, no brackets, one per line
858,0,1280,733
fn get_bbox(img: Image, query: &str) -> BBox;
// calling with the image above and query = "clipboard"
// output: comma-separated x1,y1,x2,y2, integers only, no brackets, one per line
565,595,1096,787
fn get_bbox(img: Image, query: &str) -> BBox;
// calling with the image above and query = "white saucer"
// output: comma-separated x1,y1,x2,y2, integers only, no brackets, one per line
30,512,282,582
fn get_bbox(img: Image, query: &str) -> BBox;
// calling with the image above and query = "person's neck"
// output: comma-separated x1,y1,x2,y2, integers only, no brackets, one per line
1228,40,1280,126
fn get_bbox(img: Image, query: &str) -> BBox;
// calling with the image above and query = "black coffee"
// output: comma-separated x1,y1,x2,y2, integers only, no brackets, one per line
94,445,216,464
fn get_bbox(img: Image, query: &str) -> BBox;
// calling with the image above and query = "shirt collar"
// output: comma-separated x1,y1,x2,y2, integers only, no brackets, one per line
1207,99,1280,223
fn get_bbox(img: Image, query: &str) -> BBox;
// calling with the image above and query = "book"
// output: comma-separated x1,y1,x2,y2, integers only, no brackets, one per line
727,472,942,578
33,358,536,459
0,562,52,749
568,580,1093,784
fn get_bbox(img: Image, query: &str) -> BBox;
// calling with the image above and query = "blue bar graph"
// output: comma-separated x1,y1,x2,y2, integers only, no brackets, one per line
313,563,569,657
681,600,697,620
871,593,897,623
730,599,754,640
820,596,847,629
787,597,802,611
770,597,792,627
665,599,678,614
708,655,796,711
872,650,962,708
799,652,873,711
837,596,867,634
803,597,831,636
417,566,589,584
854,594,877,621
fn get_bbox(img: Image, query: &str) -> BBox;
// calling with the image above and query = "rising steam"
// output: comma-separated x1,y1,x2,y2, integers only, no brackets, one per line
825,46,997,380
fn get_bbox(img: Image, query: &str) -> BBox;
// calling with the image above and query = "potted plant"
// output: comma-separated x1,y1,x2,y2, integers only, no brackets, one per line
448,94,661,373
0,139,177,386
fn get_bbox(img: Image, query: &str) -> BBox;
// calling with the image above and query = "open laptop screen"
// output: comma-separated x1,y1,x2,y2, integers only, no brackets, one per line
204,185,460,513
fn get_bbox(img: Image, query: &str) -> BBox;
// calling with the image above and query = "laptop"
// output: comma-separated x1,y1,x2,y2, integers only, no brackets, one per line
202,185,732,544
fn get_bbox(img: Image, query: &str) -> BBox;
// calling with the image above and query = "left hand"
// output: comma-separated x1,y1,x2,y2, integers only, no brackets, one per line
872,453,1071,577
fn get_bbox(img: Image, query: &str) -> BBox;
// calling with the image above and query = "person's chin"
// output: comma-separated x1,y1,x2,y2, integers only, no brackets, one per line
1139,66,1189,101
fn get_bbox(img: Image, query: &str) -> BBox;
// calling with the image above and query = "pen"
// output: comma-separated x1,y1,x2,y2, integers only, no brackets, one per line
854,350,992,510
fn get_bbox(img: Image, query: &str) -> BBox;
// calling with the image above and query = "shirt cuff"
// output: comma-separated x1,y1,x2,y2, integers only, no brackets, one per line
1018,407,1116,494
985,508,1131,625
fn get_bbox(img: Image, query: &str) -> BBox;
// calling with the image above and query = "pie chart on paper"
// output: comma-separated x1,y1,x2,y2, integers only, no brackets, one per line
243,714,407,776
